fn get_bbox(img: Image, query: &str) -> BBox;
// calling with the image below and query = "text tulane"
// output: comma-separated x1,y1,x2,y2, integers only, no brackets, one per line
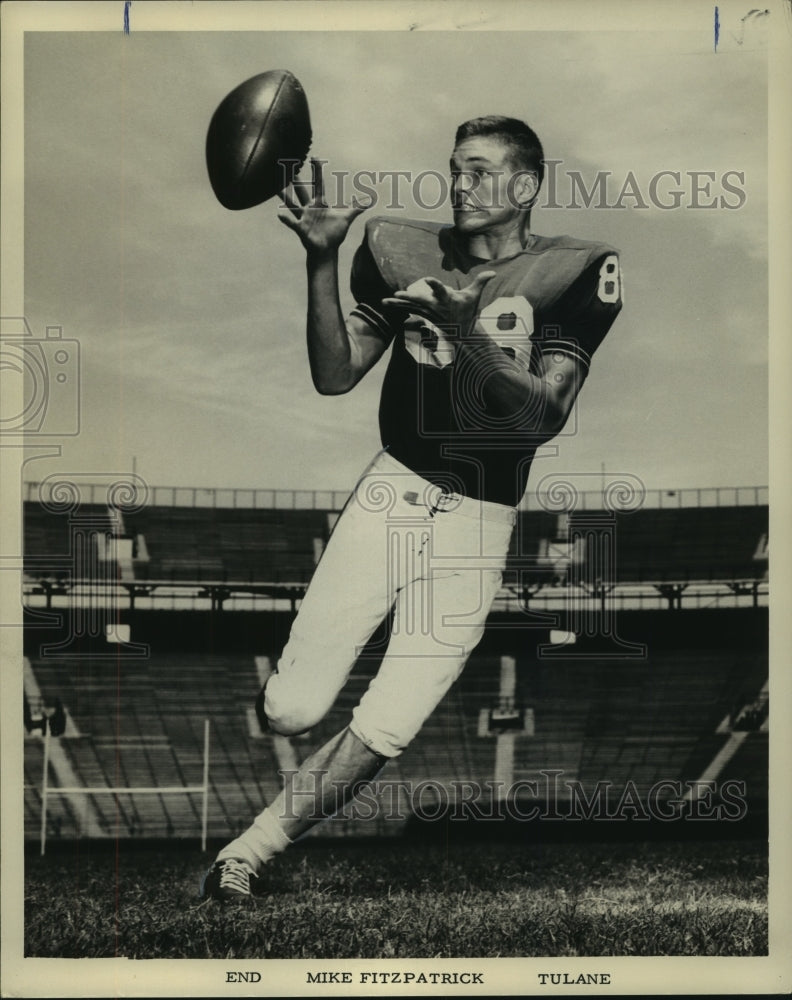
538,972,611,985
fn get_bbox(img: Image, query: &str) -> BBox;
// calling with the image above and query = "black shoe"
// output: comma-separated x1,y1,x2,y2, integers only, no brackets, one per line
199,858,256,901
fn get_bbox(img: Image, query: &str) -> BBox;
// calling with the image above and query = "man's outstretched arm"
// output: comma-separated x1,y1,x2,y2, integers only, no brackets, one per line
278,159,389,395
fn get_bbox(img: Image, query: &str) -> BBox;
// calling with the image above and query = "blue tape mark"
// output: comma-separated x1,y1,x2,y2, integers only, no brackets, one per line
714,5,720,52
124,1,131,34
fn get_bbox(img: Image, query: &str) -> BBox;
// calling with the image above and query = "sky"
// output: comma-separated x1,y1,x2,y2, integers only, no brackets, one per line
16,10,771,500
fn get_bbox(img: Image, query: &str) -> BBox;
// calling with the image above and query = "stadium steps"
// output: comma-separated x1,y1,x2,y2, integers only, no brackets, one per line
681,726,767,800
717,731,768,796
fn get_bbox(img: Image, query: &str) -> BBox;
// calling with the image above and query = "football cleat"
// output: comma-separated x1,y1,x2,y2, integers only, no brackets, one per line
199,858,256,901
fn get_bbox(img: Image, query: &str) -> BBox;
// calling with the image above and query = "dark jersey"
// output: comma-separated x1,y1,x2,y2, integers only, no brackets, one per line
350,217,623,507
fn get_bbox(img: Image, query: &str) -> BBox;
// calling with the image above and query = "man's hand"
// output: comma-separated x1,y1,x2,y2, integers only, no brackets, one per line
277,158,370,255
382,271,496,337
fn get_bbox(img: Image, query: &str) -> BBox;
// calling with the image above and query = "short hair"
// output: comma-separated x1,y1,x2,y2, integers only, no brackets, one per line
454,116,545,188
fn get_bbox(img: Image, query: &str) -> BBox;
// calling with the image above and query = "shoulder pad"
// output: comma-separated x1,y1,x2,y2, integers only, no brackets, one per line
530,233,619,266
364,217,453,290
521,234,620,303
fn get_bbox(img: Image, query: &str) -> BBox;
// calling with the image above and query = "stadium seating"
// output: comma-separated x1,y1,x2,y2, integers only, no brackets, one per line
23,501,768,590
23,503,116,580
23,502,329,585
514,648,767,797
573,506,768,584
120,507,328,583
27,653,282,839
24,637,768,840
21,493,769,842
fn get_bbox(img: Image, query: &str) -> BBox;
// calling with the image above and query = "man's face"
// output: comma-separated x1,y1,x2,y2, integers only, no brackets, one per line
450,136,537,236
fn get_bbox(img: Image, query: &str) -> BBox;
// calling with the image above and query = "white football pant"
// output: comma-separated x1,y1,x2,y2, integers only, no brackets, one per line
263,450,516,757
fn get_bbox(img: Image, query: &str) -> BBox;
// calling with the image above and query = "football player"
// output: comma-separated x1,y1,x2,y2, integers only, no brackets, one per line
200,116,622,900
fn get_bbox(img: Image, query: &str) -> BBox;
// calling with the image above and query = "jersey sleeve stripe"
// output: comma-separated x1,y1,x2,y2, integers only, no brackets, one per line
351,303,394,342
539,341,592,371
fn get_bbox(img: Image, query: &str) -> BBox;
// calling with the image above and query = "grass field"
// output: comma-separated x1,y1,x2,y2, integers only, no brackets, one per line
24,836,767,959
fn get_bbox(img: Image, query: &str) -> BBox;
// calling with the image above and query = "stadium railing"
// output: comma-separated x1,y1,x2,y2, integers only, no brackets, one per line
24,480,768,512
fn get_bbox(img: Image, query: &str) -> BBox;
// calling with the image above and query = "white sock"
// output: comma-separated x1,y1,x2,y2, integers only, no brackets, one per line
216,807,292,873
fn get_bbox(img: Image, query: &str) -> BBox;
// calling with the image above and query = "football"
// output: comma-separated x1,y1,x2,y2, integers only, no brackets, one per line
206,69,312,210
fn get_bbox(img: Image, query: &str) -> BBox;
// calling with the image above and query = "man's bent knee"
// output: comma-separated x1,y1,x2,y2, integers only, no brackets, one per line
263,686,330,737
266,713,316,738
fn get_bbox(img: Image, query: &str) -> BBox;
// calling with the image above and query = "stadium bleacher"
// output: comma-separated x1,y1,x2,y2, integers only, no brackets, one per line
575,506,769,584
21,489,769,842
27,653,283,839
23,503,117,581
23,500,769,590
24,633,767,840
120,506,329,583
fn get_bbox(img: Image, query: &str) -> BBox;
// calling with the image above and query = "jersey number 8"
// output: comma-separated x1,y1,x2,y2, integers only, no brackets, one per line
597,255,621,304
